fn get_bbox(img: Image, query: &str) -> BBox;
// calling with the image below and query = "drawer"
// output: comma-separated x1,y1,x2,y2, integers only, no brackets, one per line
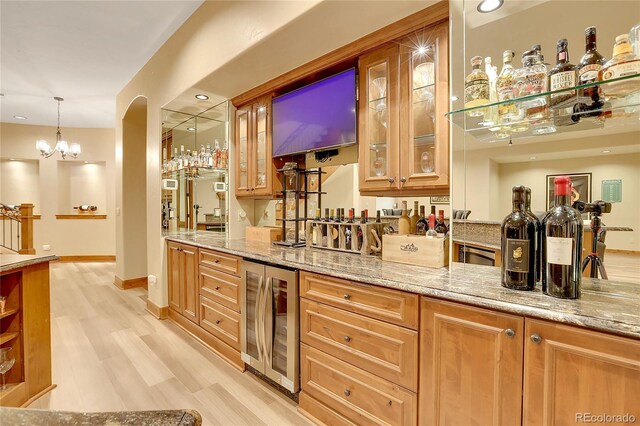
300,298,418,391
199,296,241,350
199,249,240,276
199,265,241,312
300,271,419,330
301,344,417,426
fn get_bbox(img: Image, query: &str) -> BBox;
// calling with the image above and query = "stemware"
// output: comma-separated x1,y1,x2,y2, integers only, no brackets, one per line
0,347,15,390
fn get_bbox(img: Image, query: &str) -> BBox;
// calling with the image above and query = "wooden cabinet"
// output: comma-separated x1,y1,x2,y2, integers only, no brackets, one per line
358,20,449,196
419,298,524,426
167,241,198,324
235,94,280,198
523,319,640,426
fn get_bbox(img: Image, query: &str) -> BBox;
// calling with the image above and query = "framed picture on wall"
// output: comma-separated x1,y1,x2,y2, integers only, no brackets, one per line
430,195,450,204
546,173,592,210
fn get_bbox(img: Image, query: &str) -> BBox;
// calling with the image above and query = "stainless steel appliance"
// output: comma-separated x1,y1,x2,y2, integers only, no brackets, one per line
458,244,496,266
241,260,299,393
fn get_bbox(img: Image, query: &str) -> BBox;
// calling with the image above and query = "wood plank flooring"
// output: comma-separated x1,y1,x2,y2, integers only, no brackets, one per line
28,262,312,426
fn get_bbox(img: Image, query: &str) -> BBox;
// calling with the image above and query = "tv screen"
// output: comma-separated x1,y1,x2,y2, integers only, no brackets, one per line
272,68,356,157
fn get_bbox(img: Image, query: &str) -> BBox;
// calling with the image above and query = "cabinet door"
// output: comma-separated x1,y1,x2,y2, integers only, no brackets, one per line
399,21,449,192
167,242,182,313
420,298,524,426
358,44,400,192
523,319,640,426
252,96,272,197
235,106,252,197
181,244,199,324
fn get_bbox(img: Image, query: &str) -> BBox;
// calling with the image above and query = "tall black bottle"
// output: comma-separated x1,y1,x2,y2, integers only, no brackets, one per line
524,187,542,283
501,185,537,290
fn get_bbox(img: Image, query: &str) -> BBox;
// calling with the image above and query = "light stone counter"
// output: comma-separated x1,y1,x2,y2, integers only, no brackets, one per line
166,232,640,339
0,254,58,274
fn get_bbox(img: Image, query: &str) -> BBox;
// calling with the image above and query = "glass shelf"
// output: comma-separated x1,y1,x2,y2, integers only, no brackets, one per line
413,83,435,92
414,134,435,145
447,74,640,142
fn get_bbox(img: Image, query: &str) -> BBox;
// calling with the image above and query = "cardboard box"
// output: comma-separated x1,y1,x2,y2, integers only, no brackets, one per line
246,226,282,243
382,234,449,268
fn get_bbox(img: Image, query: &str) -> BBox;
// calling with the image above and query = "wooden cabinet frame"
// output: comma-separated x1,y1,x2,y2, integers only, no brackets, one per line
167,241,198,324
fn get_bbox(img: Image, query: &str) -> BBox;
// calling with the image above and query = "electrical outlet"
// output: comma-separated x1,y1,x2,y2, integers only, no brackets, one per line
148,275,157,287
238,210,246,221
42,244,51,251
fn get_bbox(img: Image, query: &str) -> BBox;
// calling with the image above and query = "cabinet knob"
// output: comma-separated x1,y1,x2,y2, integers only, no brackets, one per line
215,286,220,291
505,328,515,338
530,334,542,344
388,177,395,184
344,336,351,343
215,319,221,325
400,177,406,184
343,294,351,300
214,259,220,263
344,389,351,397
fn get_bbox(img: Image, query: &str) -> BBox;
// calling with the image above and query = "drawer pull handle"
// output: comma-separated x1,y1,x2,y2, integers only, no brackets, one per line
343,294,350,300
344,389,351,397
531,334,542,344
214,259,220,263
215,320,221,325
505,328,515,338
215,286,221,290
344,336,351,343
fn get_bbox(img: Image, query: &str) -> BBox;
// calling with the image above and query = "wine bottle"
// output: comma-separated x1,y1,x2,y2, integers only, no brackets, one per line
435,210,448,237
398,201,411,235
416,206,428,235
501,186,536,290
347,208,355,223
524,188,541,283
345,226,352,250
375,210,381,223
357,211,365,251
577,26,606,101
542,176,583,299
410,202,420,234
426,214,437,238
430,205,436,216
311,208,321,245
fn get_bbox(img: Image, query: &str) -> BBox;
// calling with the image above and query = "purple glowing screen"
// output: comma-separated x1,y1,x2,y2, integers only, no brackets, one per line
272,68,356,157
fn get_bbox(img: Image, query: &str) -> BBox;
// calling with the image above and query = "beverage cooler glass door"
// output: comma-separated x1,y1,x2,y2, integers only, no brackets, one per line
241,261,265,373
263,266,299,393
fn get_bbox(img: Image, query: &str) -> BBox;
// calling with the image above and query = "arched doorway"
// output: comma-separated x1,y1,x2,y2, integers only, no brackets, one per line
115,96,148,288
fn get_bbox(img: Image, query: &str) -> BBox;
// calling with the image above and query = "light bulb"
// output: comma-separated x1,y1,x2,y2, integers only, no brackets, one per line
36,140,51,154
70,143,81,156
56,140,69,154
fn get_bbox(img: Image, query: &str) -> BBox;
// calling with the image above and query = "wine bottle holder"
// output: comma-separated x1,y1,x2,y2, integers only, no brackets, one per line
305,220,388,256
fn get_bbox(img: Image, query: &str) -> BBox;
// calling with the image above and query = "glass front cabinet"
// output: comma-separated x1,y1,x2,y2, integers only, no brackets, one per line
359,20,449,195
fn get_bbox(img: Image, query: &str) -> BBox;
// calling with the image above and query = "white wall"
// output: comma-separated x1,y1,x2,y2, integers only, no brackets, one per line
57,161,107,213
0,123,115,256
498,153,640,251
0,159,40,210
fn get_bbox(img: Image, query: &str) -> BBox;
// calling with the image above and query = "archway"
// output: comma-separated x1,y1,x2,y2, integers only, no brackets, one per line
115,96,148,288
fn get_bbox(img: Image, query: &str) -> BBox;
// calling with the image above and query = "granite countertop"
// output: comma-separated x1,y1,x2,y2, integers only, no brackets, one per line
452,237,501,250
166,232,640,339
0,407,201,426
0,254,59,273
452,219,501,225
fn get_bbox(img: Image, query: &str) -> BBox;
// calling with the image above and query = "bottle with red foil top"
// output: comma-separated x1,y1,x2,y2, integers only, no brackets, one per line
426,214,438,238
542,176,583,299
435,209,448,237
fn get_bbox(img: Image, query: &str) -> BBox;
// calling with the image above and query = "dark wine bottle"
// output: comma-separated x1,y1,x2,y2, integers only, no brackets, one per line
357,211,365,251
524,187,541,283
542,176,583,299
416,206,427,235
375,210,381,223
323,208,331,222
501,186,536,290
435,209,448,237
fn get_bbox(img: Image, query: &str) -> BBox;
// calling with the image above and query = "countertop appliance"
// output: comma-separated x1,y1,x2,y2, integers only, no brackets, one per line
241,260,299,393
457,244,496,267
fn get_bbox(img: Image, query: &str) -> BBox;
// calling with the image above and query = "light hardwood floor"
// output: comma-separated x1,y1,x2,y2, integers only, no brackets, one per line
28,262,312,426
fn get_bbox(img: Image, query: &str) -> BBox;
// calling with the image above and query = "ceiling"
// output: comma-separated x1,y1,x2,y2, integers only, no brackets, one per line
0,0,203,129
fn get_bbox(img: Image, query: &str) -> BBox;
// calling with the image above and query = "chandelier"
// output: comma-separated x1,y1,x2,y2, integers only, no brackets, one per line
35,97,81,159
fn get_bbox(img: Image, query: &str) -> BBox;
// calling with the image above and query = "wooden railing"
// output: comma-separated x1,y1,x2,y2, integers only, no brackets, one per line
0,203,35,254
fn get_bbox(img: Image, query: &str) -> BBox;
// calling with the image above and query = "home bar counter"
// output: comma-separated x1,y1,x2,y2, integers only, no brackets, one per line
0,254,57,407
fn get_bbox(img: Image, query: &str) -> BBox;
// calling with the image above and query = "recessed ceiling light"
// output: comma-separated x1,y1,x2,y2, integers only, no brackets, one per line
84,161,91,164
451,95,459,101
195,94,209,100
9,158,17,161
477,0,504,13
14,115,27,120
187,127,196,132
529,156,537,160
601,150,611,153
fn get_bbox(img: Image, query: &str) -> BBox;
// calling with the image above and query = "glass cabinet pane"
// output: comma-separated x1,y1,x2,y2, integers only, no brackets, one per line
255,105,267,189
244,270,261,360
412,43,436,174
270,277,289,376
368,63,389,178
238,110,249,189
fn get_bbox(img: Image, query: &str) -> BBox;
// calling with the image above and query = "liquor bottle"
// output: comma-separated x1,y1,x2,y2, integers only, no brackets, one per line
577,27,607,101
364,209,369,223
542,176,583,299
600,34,640,99
501,186,536,290
524,187,541,283
435,210,448,237
426,214,437,238
220,141,229,169
513,50,544,132
398,201,411,235
484,56,499,125
416,206,428,235
213,140,221,169
464,56,490,116
410,201,420,234
549,39,577,108
375,210,381,223
497,50,519,120
205,144,213,167
357,211,365,251
184,150,191,168
178,145,185,169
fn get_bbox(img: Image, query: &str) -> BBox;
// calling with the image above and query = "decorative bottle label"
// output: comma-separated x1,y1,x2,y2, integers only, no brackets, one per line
505,239,530,273
464,79,489,103
550,71,577,99
546,236,573,265
578,63,603,84
602,61,640,80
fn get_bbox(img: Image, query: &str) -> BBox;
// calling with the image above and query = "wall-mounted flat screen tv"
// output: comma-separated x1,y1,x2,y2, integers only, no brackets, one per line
272,68,356,157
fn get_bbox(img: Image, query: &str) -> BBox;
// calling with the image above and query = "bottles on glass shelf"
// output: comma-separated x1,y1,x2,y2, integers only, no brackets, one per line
464,56,490,115
501,185,537,291
161,140,230,173
600,34,640,99
578,26,606,101
542,176,583,299
496,50,519,121
549,39,578,108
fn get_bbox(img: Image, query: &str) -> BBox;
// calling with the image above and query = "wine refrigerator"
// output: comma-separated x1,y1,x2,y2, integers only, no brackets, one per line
240,260,299,393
